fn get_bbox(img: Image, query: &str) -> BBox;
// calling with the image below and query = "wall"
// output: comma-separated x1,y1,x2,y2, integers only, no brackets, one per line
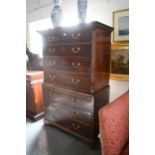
26,0,129,41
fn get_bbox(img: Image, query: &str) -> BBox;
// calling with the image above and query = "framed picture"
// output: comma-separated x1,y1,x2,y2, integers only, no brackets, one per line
110,44,129,80
113,9,129,42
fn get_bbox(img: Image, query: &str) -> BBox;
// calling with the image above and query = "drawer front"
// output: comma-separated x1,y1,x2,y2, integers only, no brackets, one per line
43,44,91,57
44,70,90,93
45,103,92,139
58,119,92,139
43,84,93,111
44,28,91,45
43,56,90,73
45,102,92,125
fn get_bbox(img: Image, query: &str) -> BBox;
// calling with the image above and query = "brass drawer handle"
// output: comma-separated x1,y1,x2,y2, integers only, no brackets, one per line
48,75,56,81
72,123,80,130
63,33,67,36
72,62,80,68
48,61,56,66
72,98,80,103
48,36,57,41
72,33,81,39
48,48,56,53
50,92,56,97
72,47,80,53
72,111,79,117
72,78,80,85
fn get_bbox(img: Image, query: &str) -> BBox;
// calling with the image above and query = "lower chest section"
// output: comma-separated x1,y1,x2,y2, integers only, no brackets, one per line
43,84,95,140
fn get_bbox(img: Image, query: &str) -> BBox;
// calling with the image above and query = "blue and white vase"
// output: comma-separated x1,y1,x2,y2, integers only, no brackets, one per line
51,0,63,27
52,0,62,6
77,0,88,23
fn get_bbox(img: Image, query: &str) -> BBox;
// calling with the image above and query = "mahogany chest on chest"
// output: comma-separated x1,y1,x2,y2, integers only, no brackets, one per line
40,21,113,147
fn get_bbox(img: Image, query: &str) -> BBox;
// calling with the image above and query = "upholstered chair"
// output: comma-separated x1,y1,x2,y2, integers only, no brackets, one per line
98,91,129,155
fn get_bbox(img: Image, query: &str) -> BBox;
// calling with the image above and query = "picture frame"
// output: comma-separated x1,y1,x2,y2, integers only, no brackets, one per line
110,44,129,80
113,9,129,42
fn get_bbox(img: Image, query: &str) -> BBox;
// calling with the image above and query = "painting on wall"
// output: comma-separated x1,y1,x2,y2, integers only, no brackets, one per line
110,44,129,80
113,9,129,42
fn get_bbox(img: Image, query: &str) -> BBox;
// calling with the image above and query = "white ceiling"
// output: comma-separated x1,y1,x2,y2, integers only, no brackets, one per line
27,0,52,13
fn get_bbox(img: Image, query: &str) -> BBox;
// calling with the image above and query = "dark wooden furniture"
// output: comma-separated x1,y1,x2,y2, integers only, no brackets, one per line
26,47,43,70
26,71,44,121
40,21,113,147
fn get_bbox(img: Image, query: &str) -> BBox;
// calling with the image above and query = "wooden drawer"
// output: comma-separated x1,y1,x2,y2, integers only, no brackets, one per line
43,27,91,45
43,44,91,57
58,119,92,139
43,84,93,111
45,103,92,139
43,56,90,73
45,102,92,126
44,70,90,93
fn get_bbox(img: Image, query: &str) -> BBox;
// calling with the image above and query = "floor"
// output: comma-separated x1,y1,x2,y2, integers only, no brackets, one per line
26,80,129,155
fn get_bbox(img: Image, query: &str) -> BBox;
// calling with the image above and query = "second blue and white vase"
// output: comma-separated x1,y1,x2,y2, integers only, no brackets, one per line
77,0,88,23
51,0,63,27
